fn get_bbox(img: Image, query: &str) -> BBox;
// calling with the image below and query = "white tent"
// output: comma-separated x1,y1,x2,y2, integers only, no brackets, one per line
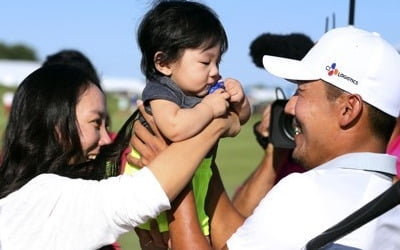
0,59,41,87
101,76,145,94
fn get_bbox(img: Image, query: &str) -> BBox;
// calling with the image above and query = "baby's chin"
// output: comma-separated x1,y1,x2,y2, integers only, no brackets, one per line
196,89,209,97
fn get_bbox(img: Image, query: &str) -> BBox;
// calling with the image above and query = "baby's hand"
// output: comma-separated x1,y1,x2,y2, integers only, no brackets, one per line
201,89,230,117
224,78,245,104
223,78,251,125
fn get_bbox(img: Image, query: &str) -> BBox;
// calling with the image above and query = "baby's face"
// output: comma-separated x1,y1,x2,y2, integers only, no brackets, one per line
169,44,222,97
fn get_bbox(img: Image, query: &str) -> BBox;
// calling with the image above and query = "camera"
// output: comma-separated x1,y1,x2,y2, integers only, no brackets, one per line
269,99,296,149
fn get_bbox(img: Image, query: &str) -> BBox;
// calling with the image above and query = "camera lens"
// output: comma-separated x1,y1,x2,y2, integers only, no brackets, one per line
280,114,295,141
270,99,296,148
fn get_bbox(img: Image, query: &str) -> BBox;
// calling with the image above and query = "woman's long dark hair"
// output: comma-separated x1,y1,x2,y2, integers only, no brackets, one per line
0,64,136,199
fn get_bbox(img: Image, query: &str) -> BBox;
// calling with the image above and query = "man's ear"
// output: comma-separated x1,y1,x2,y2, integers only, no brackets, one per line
154,51,172,76
338,94,363,128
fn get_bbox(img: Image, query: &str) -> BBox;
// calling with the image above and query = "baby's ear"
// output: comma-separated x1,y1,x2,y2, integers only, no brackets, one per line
154,51,172,76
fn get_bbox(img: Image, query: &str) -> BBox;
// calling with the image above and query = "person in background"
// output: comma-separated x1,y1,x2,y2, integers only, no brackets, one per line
125,1,250,248
2,91,14,114
42,49,101,85
0,64,240,250
387,116,400,175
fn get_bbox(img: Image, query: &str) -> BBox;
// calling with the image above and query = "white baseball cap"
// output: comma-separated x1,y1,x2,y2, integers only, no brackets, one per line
262,26,400,117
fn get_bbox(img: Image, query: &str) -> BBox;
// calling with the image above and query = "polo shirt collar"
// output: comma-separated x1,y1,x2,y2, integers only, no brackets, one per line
316,152,397,175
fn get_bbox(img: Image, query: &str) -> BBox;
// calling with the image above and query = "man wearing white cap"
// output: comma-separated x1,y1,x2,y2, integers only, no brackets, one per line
130,26,400,249
203,26,400,250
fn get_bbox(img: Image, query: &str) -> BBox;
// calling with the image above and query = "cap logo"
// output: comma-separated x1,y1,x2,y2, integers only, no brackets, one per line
325,63,358,85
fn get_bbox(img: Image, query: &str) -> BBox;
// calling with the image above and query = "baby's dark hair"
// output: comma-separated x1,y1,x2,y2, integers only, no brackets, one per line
138,0,228,80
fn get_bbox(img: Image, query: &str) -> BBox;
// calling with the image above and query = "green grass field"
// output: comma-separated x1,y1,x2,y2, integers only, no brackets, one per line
0,85,264,249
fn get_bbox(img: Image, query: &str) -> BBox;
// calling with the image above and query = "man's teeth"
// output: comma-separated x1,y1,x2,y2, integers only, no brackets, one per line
87,155,97,160
294,127,302,135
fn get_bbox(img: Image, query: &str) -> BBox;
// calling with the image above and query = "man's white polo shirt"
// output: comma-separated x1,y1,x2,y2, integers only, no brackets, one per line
227,153,400,250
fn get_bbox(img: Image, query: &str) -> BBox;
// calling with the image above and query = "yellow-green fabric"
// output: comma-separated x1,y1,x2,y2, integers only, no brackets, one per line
124,148,213,235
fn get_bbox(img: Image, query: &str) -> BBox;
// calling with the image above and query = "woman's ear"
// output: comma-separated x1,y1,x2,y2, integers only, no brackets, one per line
154,51,172,76
338,94,363,128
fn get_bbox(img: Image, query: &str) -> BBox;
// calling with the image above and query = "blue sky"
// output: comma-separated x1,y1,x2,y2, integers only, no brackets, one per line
2,0,399,96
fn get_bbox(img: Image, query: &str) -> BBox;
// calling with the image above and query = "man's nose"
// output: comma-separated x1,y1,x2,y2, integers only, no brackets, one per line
284,95,297,116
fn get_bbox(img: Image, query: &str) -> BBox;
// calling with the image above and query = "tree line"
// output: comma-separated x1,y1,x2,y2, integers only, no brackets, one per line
0,42,37,61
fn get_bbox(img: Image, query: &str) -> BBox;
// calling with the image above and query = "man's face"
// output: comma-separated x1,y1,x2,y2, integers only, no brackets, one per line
284,80,339,169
